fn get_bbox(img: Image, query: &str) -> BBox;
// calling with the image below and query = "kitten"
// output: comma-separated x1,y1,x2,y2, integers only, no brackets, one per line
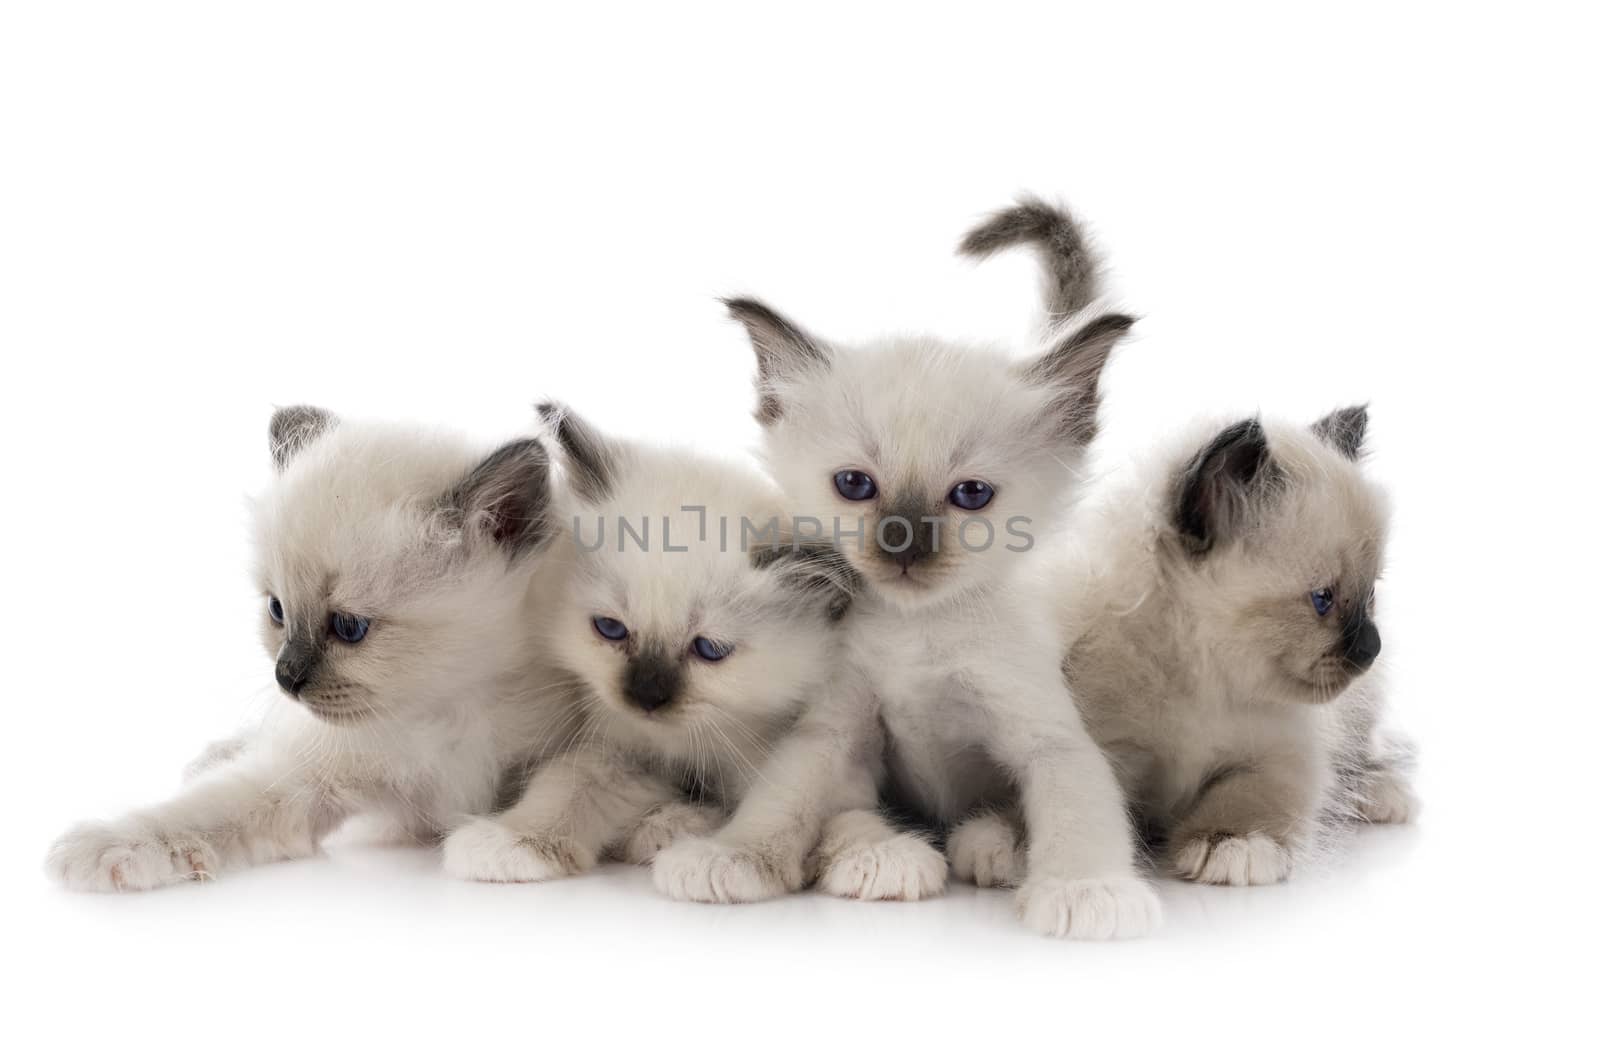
47,407,567,891
946,208,1419,889
441,405,858,883
654,200,1160,938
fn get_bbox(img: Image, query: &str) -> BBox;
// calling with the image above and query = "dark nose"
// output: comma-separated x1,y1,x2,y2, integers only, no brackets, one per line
275,659,310,697
624,655,680,714
275,644,317,698
1342,614,1382,670
879,510,936,570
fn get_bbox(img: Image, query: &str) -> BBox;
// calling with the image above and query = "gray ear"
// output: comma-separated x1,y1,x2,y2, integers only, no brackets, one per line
537,402,620,503
723,297,831,424
1311,404,1368,460
1175,418,1277,553
449,439,551,558
1020,313,1135,446
750,540,862,622
269,405,337,470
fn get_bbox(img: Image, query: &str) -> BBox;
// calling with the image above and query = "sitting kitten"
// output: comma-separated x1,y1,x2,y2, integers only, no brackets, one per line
47,407,566,891
654,200,1160,938
441,405,856,883
946,205,1419,889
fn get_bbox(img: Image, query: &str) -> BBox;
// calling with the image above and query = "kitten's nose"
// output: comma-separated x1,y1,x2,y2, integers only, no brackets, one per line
1342,614,1382,670
623,654,680,714
879,508,936,571
275,644,318,698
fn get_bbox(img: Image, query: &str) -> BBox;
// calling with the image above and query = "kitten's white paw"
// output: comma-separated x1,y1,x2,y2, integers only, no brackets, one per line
47,821,216,892
947,814,1024,888
442,817,592,883
1358,770,1420,824
817,832,947,901
1172,832,1291,885
1015,875,1161,940
616,802,723,866
652,837,798,904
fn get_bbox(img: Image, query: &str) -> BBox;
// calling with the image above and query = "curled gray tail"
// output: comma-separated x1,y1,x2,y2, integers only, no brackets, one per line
959,195,1102,319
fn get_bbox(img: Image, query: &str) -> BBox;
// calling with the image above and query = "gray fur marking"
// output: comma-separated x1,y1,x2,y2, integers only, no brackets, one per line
959,195,1102,318
269,405,337,471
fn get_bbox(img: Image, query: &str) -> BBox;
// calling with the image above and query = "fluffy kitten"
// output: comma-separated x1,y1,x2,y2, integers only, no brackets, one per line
946,210,1419,889
441,405,856,883
47,407,567,891
654,201,1160,938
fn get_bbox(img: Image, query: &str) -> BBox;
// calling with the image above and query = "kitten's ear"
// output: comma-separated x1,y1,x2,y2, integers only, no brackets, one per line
1311,404,1369,460
1020,313,1135,446
450,439,551,558
723,297,831,424
751,540,863,622
269,405,337,471
1175,418,1277,553
537,402,621,503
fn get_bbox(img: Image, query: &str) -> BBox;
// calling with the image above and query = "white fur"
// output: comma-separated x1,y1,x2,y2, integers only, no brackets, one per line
444,426,845,884
47,416,568,892
656,305,1158,936
955,415,1419,887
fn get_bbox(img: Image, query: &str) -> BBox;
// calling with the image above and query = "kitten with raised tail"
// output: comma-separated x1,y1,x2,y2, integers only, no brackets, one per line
653,199,1159,939
47,408,568,891
441,405,861,883
946,202,1418,889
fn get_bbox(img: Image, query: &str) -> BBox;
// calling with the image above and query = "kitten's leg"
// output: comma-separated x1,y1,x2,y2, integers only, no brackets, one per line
1349,728,1420,825
653,672,881,904
813,808,946,901
442,744,678,882
1169,755,1326,885
986,679,1159,939
181,734,250,783
947,809,1025,888
614,801,725,866
47,752,352,892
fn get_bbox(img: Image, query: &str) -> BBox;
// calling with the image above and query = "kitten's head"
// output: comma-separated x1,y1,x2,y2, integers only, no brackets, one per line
253,406,551,724
538,404,851,763
728,299,1132,611
1164,406,1389,704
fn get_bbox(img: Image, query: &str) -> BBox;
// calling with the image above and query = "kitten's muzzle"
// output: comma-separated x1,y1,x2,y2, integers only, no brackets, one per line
877,502,939,572
275,640,321,698
1340,611,1381,671
623,653,680,714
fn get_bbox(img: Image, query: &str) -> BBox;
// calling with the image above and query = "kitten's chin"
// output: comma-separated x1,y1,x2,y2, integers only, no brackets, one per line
864,567,964,613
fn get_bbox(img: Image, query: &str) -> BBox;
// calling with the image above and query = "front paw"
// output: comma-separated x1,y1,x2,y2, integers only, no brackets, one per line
615,802,723,866
1357,770,1420,825
652,837,799,903
47,821,216,893
441,817,593,883
1171,831,1291,885
947,814,1025,888
1015,876,1161,940
816,832,947,901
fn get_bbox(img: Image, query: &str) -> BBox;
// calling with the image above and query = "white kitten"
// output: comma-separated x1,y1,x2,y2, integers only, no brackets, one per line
442,405,855,884
47,407,569,891
947,412,1419,888
654,200,1160,938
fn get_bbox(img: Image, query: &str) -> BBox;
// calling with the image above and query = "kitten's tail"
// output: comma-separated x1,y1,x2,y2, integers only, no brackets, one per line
958,195,1102,320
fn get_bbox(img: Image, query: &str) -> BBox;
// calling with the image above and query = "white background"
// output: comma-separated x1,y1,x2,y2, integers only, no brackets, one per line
3,2,1595,1054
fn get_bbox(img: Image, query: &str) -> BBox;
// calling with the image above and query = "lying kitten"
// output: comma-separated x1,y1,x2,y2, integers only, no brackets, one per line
441,405,855,882
654,201,1160,938
47,407,565,891
947,208,1419,888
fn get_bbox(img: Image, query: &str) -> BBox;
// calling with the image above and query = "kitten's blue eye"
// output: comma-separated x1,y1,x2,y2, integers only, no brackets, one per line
691,636,734,662
267,596,285,625
330,613,370,643
833,470,878,502
593,616,629,641
1310,588,1335,617
949,480,994,511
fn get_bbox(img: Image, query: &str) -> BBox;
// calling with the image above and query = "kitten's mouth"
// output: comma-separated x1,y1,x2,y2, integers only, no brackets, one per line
298,700,376,725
